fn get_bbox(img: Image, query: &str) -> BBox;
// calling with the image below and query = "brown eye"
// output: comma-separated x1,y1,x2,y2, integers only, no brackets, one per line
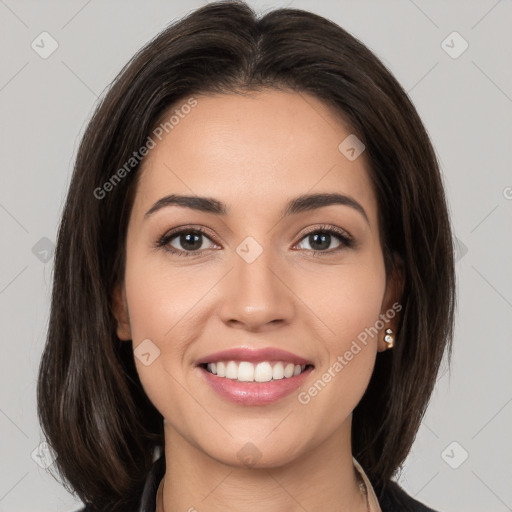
171,232,207,252
296,226,353,254
156,227,217,257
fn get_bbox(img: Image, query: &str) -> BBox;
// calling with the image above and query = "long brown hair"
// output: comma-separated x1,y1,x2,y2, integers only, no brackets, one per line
37,1,455,510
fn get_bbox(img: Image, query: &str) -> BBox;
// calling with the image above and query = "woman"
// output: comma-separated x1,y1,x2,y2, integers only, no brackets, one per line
37,1,455,511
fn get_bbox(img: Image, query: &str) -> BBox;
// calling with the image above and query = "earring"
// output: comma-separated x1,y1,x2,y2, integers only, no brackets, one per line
384,328,394,349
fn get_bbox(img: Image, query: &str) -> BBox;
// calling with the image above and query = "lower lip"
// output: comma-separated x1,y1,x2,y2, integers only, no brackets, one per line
197,365,314,405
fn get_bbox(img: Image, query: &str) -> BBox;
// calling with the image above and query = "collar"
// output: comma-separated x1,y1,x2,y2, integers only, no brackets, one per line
137,446,165,512
353,456,382,512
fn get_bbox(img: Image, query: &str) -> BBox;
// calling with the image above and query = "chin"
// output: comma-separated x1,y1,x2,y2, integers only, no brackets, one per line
194,434,304,470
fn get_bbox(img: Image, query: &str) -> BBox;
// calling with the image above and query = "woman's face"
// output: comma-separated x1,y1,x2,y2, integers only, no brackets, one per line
113,89,402,467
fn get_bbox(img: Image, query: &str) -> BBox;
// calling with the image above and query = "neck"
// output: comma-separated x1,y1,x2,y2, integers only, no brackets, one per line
156,418,367,512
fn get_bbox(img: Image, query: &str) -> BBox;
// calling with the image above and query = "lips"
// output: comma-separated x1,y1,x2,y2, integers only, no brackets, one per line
197,363,314,405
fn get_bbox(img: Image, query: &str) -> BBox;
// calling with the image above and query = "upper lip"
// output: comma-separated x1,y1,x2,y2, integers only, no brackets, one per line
195,347,314,366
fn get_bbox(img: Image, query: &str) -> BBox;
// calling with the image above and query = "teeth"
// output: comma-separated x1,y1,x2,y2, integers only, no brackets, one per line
238,361,254,382
205,361,307,382
273,362,284,380
226,361,238,379
254,361,273,382
284,363,295,378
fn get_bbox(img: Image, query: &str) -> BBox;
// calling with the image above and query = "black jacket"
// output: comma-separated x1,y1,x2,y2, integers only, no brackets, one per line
77,454,439,512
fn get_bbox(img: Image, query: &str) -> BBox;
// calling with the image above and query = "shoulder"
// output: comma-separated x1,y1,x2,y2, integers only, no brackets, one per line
379,479,440,512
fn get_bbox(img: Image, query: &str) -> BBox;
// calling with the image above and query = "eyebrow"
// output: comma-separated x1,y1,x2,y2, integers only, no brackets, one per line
144,192,369,224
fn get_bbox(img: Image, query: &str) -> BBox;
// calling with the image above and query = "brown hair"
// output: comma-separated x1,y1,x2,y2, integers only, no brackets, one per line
37,1,455,510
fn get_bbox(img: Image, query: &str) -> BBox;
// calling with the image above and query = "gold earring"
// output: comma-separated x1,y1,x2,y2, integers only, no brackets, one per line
384,328,394,349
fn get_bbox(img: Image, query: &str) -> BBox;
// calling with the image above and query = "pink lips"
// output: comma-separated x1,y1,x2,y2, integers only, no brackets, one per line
198,364,313,405
195,347,314,406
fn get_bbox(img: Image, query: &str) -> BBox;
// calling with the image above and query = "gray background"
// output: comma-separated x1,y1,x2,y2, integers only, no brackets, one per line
0,0,511,511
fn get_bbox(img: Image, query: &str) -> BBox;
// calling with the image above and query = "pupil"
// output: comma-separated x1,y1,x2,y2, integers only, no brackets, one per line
181,233,202,250
310,233,330,250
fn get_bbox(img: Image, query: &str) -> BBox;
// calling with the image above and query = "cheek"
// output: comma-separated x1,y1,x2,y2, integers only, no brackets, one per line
122,248,227,416
123,246,211,343
295,259,385,411
297,257,386,349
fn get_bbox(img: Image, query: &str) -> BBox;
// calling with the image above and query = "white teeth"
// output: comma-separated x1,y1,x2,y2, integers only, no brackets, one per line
284,363,295,378
205,361,308,382
226,361,238,379
237,361,255,382
216,361,226,377
254,362,273,382
273,362,284,380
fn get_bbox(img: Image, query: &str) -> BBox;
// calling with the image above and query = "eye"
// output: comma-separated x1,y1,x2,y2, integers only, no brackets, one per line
156,227,218,257
295,225,353,254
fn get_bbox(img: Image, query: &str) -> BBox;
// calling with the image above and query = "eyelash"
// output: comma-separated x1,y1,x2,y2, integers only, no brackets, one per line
155,224,354,258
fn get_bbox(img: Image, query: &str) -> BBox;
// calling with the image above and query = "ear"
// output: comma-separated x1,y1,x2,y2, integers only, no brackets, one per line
377,253,404,353
112,283,132,341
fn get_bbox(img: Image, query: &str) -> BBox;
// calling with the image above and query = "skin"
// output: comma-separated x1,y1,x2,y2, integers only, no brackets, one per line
113,89,403,512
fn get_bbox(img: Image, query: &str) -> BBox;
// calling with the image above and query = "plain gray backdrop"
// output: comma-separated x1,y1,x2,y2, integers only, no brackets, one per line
0,1,511,511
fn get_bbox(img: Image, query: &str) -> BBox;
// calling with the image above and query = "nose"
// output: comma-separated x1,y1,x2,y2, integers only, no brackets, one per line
218,243,296,332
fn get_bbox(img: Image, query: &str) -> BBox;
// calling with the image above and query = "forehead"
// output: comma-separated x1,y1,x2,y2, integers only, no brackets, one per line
133,89,377,223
